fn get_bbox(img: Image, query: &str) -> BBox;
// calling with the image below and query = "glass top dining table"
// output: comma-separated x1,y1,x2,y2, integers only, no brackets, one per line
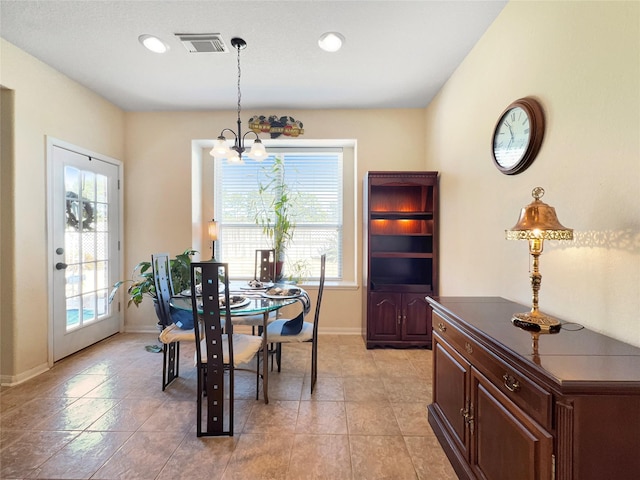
170,293,299,318
169,286,301,404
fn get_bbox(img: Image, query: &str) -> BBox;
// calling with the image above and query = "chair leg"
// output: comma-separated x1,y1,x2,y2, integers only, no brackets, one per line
175,341,180,377
228,366,234,437
311,339,318,394
162,348,167,391
196,367,204,436
269,343,276,372
276,343,282,372
162,341,180,390
255,347,260,401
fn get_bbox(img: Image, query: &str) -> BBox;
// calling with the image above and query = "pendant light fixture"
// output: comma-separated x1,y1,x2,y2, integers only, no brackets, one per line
210,37,267,164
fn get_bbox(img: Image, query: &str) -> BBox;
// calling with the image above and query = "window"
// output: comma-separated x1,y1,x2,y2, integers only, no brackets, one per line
214,147,344,282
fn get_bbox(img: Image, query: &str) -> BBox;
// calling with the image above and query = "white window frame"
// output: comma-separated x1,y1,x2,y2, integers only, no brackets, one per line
213,140,356,286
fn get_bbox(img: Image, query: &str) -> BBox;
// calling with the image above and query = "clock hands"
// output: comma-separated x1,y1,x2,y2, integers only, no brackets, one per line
505,121,515,150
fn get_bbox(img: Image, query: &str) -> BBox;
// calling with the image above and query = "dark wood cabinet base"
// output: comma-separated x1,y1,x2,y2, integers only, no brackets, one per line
428,404,475,480
365,340,432,349
427,296,640,480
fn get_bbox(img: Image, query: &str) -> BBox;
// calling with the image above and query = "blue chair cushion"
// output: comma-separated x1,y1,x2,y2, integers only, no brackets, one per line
170,306,194,330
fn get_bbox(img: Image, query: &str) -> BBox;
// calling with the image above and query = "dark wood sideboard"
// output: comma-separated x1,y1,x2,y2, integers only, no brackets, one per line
426,296,640,480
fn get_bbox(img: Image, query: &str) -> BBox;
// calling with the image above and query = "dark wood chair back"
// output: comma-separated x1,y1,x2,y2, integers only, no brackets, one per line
152,253,174,329
191,261,235,436
255,249,276,283
152,253,181,390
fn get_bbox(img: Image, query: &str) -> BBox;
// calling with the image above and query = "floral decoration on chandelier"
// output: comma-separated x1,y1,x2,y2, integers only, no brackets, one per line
248,115,305,138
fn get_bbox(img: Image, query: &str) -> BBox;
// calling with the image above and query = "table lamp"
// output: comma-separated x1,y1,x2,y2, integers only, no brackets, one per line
506,187,573,333
208,219,219,261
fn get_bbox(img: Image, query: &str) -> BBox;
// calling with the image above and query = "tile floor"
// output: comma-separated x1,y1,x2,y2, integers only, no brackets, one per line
0,332,457,479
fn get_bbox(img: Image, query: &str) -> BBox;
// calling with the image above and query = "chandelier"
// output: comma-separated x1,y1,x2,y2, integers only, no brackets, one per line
210,37,267,164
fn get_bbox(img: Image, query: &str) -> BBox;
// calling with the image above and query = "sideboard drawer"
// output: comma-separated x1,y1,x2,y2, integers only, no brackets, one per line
433,312,470,354
471,342,552,428
433,311,551,428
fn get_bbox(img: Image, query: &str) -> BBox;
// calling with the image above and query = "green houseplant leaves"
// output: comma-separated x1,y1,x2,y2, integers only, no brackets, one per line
252,156,297,279
108,249,197,308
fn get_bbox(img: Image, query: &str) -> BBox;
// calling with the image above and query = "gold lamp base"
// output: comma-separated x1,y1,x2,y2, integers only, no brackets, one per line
511,312,562,334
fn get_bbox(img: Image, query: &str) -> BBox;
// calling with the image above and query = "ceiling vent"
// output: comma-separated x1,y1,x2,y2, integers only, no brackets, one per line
175,33,227,53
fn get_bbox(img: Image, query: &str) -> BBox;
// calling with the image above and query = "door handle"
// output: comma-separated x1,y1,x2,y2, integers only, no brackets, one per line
55,262,68,270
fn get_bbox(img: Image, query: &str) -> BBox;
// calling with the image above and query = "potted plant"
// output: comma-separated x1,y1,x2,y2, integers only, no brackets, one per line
109,248,196,308
252,156,297,281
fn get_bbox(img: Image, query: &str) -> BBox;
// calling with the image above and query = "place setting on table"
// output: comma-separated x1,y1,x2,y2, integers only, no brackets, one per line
231,282,310,318
229,280,309,308
169,279,309,327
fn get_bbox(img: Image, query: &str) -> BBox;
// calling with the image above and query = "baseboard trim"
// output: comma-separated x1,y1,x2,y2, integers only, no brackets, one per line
1,362,50,387
318,327,363,335
124,326,159,334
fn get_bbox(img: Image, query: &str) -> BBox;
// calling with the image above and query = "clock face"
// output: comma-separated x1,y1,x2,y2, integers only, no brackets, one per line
493,106,530,169
492,97,545,175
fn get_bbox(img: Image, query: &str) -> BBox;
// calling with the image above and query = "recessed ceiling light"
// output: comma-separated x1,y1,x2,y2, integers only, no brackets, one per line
138,34,169,54
318,32,344,52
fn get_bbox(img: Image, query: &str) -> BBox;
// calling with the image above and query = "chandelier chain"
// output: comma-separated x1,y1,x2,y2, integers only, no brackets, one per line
236,42,242,124
210,37,265,163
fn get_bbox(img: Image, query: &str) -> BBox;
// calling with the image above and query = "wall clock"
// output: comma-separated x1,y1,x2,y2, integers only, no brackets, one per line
492,97,545,175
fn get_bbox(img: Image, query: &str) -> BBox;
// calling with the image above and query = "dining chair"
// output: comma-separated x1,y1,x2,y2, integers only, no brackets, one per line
192,260,263,436
255,248,276,283
266,254,326,393
152,252,195,391
233,248,278,334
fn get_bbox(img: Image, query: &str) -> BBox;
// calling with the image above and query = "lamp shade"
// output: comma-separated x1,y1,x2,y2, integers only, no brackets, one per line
247,139,267,160
506,187,573,241
227,149,242,164
208,219,219,241
210,137,231,158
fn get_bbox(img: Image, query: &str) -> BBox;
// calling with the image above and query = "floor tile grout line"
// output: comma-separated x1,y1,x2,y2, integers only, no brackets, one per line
1,332,455,480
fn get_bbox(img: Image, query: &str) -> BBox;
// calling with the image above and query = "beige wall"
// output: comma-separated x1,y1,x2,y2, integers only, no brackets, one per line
122,109,426,332
0,39,125,382
425,1,640,346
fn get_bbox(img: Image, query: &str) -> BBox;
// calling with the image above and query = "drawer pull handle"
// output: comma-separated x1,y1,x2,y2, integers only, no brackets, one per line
465,342,473,354
503,373,521,392
437,322,447,333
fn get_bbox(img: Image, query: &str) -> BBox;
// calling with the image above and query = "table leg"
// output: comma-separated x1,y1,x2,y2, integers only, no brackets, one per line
262,310,269,404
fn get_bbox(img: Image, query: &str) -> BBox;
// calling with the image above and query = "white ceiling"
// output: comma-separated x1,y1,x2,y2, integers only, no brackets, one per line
0,0,507,112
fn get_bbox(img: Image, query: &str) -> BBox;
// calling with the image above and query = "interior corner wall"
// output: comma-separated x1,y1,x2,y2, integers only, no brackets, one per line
424,1,640,346
0,39,125,383
1,87,16,378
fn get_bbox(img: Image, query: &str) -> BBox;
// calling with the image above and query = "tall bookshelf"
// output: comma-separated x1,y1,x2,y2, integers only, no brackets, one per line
363,171,439,348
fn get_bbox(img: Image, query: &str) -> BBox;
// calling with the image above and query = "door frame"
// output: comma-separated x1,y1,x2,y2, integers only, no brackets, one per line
46,136,124,367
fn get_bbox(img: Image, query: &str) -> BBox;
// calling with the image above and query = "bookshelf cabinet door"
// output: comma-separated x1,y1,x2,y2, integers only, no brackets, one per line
368,292,401,341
